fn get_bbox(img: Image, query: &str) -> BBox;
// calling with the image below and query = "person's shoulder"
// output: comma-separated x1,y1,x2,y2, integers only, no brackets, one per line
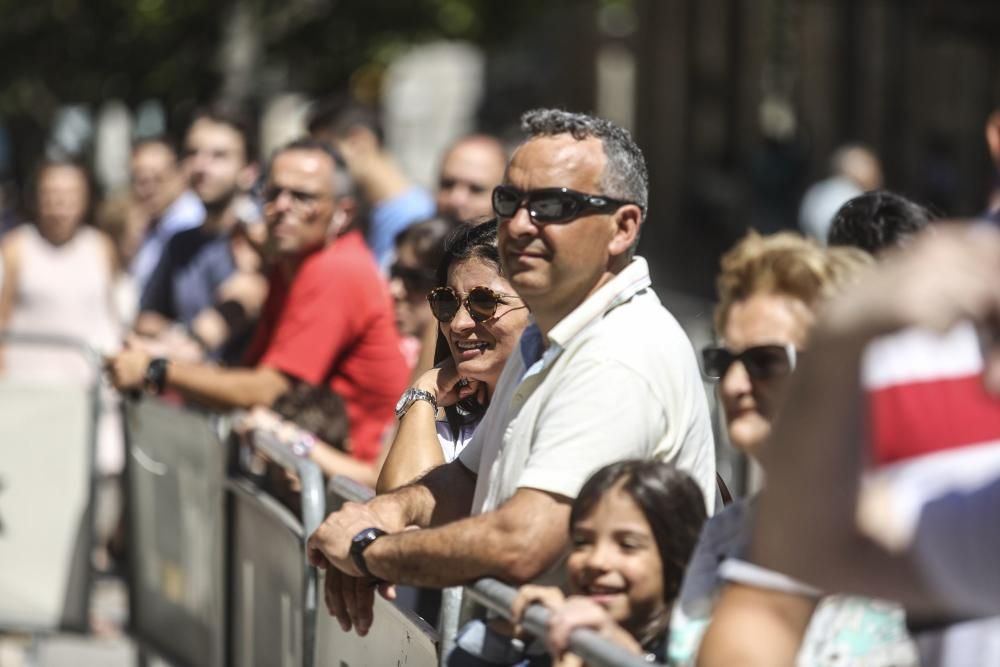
584,288,693,360
163,225,205,252
0,224,28,264
308,232,381,280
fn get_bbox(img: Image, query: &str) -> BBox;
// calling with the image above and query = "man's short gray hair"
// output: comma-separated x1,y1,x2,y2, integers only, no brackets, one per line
520,109,649,217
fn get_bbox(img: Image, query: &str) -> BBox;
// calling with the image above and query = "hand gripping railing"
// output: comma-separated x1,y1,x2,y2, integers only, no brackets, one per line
325,475,660,667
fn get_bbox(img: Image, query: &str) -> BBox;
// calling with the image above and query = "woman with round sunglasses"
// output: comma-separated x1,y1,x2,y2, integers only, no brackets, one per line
670,232,917,666
377,220,530,493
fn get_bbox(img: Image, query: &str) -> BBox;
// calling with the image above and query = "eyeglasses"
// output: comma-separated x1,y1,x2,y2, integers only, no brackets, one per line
427,286,522,323
390,263,438,293
492,185,639,224
701,343,798,381
260,185,330,214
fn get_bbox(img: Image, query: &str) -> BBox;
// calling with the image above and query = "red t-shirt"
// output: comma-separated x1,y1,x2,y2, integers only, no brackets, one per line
245,231,409,462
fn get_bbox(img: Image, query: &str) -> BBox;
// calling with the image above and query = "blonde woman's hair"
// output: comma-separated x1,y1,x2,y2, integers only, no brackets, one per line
714,231,872,332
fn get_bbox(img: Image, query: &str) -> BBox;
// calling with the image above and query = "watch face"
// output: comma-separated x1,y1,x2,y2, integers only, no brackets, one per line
353,528,376,546
395,391,411,413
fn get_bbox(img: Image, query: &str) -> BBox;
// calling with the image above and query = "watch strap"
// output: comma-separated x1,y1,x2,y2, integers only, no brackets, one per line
396,388,437,419
350,527,387,581
143,357,169,395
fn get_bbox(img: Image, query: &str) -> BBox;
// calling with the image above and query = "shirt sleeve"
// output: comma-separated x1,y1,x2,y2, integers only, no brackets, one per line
257,261,358,385
517,359,667,498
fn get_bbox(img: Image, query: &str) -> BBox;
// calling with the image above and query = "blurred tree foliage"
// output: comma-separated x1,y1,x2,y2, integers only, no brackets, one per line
0,0,564,120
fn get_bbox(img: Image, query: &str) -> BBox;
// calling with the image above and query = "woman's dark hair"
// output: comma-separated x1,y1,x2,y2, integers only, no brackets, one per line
393,216,456,290
570,460,707,607
433,219,503,437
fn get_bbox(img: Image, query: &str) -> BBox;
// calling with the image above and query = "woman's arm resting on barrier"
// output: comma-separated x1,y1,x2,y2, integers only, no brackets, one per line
310,441,378,488
696,584,815,667
752,224,1000,615
377,360,478,493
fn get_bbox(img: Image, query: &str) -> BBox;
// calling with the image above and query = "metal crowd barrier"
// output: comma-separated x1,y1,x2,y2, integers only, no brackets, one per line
326,475,659,667
226,427,325,667
320,476,439,667
124,398,227,667
0,333,101,634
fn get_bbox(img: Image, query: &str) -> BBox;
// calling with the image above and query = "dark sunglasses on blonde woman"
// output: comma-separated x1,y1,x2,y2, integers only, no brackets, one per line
427,286,523,323
701,343,798,381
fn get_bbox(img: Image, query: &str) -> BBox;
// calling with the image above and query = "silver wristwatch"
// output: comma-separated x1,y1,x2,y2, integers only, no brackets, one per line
394,388,437,419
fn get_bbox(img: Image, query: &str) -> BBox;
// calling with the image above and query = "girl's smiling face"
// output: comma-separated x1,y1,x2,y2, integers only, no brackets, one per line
567,483,666,636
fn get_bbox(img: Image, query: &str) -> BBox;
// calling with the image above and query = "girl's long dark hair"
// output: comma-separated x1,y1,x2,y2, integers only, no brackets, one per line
432,219,502,439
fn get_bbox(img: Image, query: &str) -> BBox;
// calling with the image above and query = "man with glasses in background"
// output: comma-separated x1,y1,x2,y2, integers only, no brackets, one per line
306,109,715,663
109,138,409,468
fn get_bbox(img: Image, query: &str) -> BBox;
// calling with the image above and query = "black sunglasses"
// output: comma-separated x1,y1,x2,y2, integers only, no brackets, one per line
701,344,798,381
427,286,522,323
492,185,639,224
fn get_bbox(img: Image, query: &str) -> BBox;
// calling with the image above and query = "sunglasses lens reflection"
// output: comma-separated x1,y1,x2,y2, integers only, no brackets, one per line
467,288,499,320
531,195,571,221
492,187,519,216
429,290,459,323
701,347,731,379
743,347,792,378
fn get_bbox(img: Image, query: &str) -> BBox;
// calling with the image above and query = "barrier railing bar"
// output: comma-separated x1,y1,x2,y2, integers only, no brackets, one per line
244,427,326,538
325,475,660,667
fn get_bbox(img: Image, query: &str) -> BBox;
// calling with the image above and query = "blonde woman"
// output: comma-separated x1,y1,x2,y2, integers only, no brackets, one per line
672,232,917,666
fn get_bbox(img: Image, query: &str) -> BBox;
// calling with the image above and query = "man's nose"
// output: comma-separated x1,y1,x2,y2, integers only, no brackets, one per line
503,206,537,238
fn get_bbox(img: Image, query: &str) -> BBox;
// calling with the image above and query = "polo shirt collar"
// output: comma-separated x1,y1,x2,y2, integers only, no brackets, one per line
547,256,652,349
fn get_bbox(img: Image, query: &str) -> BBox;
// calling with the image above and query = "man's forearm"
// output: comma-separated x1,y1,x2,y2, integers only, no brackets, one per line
364,487,572,588
166,362,289,411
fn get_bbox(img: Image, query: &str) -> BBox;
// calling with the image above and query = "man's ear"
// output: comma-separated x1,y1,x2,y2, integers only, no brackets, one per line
238,162,260,193
607,204,643,259
328,196,357,240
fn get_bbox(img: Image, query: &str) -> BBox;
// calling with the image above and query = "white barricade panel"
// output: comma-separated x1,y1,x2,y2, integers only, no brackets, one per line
0,382,93,631
315,577,438,667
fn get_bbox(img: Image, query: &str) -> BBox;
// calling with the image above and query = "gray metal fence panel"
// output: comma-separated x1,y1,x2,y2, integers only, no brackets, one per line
124,399,227,667
0,333,100,634
227,428,326,667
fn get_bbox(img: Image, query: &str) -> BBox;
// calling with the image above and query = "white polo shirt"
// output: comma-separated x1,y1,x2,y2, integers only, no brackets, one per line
459,257,716,518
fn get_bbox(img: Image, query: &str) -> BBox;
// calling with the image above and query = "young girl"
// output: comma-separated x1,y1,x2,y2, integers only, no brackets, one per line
511,460,707,666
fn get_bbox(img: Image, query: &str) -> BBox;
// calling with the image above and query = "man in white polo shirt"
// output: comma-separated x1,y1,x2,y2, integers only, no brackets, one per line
306,109,715,652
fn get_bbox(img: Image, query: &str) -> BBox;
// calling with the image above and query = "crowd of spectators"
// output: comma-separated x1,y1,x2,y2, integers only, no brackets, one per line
2,95,1000,667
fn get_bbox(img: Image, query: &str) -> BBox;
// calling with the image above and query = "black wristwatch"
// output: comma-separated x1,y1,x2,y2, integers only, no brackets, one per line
350,527,387,581
143,357,169,395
